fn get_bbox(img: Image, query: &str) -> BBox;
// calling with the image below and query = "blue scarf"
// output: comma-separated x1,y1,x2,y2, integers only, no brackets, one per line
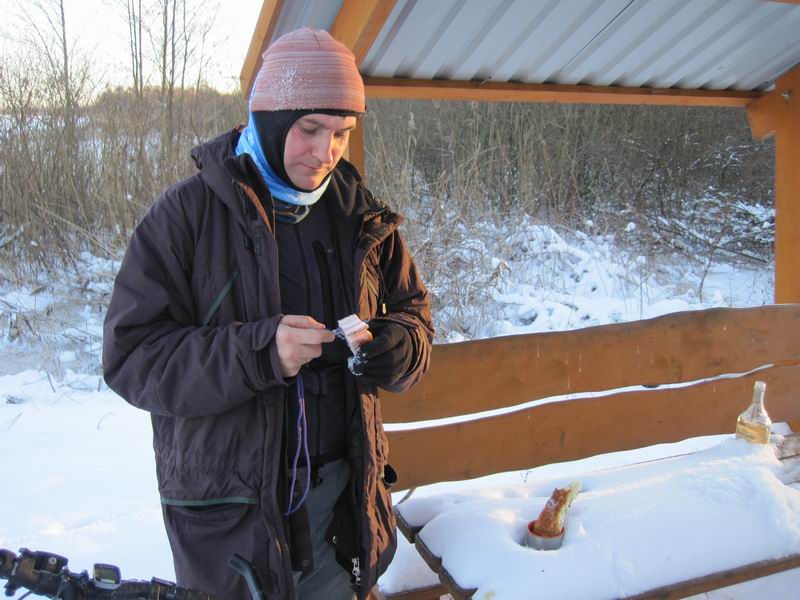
235,117,330,206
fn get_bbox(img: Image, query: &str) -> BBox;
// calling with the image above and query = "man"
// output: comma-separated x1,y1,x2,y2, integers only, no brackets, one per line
102,28,433,600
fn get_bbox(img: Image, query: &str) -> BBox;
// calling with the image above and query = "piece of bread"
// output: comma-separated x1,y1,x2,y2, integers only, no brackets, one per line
532,481,581,536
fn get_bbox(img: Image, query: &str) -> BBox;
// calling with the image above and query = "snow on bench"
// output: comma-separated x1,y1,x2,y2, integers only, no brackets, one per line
371,306,800,600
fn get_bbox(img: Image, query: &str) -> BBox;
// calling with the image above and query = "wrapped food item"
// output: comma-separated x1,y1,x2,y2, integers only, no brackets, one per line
335,314,373,355
525,481,581,550
533,481,581,536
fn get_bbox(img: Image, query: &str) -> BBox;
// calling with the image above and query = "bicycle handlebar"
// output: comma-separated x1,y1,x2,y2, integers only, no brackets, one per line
0,548,227,600
0,549,15,579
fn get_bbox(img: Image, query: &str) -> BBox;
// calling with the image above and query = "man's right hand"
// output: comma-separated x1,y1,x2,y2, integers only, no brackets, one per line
275,315,335,378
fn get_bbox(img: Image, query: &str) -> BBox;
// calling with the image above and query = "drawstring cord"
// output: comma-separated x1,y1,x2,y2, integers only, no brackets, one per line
285,374,311,515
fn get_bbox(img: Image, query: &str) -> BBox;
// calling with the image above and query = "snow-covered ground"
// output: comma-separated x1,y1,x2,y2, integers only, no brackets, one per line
1,222,796,598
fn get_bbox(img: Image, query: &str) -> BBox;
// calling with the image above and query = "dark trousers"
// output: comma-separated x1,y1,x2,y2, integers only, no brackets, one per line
162,460,353,600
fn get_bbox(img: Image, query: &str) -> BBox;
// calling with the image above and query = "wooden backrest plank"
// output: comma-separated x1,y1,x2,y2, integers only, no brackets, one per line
386,363,800,490
382,305,800,423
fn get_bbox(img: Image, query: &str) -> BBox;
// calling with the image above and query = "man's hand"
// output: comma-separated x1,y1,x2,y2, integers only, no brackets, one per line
276,315,335,378
355,320,413,386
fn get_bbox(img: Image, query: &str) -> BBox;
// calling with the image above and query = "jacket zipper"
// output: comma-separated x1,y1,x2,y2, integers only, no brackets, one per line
354,213,398,315
312,241,337,329
250,184,293,588
294,227,313,316
349,209,398,595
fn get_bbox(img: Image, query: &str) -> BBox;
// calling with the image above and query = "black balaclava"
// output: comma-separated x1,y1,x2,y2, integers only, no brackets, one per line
251,109,361,193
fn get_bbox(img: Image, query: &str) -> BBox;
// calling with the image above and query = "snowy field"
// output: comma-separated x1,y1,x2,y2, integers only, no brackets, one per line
1,221,797,598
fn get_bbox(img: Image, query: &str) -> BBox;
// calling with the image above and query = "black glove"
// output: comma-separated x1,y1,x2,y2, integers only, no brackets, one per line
355,320,414,386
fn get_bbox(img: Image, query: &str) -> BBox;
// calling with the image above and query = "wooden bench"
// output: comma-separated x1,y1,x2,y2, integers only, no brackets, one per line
370,305,800,600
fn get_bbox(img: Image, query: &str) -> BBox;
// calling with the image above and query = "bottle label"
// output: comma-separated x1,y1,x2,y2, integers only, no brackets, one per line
735,420,770,444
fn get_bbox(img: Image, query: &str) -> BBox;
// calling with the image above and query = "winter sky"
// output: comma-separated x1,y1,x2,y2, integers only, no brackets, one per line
0,0,264,92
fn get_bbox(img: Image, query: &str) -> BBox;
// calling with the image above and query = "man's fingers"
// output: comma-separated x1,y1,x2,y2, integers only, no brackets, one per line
280,314,326,329
279,316,335,343
276,315,337,377
279,327,334,346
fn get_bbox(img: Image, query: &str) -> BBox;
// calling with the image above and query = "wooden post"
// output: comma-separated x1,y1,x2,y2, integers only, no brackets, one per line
239,0,283,96
747,64,800,303
330,0,397,65
346,119,366,180
331,0,397,182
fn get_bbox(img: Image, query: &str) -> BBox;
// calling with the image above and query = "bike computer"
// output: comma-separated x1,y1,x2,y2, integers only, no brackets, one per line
92,563,121,590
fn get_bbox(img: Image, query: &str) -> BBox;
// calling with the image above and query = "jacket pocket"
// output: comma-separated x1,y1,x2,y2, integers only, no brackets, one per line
164,500,255,524
195,269,241,327
325,475,362,587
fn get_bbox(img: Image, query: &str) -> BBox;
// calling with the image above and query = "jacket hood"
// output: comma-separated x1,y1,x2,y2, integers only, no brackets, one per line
191,127,240,173
190,128,266,227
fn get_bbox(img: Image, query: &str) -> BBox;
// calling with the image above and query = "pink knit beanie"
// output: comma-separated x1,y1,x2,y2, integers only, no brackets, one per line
250,28,366,113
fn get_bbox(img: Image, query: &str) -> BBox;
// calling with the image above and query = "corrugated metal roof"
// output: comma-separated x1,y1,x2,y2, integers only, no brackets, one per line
270,0,344,38
267,0,800,93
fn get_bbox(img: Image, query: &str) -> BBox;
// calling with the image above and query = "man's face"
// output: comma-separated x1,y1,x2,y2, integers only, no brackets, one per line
283,113,357,190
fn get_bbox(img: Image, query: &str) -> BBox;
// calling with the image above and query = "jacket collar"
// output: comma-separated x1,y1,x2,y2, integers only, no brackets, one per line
190,128,402,233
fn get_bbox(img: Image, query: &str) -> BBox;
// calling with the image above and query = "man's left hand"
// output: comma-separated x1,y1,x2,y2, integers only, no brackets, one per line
356,320,413,386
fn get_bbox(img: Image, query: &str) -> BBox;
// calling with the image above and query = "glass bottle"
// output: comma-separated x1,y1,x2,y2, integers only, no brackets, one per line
735,381,772,444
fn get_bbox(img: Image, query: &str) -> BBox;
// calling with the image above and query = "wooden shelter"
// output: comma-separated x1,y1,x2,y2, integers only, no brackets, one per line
241,1,800,597
242,0,800,303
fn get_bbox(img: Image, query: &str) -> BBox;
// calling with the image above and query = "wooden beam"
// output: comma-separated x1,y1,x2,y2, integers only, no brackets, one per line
624,554,800,599
330,0,397,66
345,118,366,179
386,363,800,490
746,64,800,303
364,77,762,107
382,305,800,423
239,0,283,96
372,582,445,600
330,1,394,180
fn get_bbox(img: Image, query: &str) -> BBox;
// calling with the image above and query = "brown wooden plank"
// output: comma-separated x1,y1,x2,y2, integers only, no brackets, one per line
346,119,366,178
774,68,800,304
747,65,800,303
382,305,800,423
746,64,800,304
623,554,800,599
395,506,421,543
415,537,475,600
386,363,800,490
746,90,777,140
330,0,397,66
372,584,446,600
364,77,761,107
239,0,284,96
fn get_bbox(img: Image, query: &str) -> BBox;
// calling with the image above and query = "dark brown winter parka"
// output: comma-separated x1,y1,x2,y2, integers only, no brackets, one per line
102,128,434,599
